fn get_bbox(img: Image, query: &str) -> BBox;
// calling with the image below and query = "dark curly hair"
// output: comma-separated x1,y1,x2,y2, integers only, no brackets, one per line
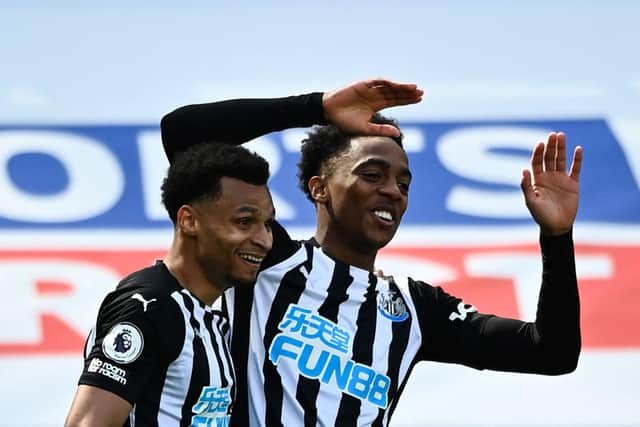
161,143,270,223
297,113,403,203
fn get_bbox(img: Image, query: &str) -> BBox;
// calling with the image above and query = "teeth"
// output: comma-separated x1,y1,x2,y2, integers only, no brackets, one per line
239,254,262,263
373,210,392,221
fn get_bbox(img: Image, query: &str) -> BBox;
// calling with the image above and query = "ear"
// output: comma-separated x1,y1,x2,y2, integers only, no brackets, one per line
308,175,328,204
177,205,198,236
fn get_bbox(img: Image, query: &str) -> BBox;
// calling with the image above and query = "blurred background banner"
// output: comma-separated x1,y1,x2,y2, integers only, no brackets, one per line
1,1,638,426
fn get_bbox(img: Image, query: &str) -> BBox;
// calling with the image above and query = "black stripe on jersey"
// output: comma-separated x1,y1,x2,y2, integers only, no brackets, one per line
263,243,315,427
132,348,172,427
204,311,229,388
335,272,378,425
229,286,254,427
230,285,254,427
372,278,412,427
386,358,419,422
296,262,352,427
179,291,209,426
219,298,231,337
212,312,235,399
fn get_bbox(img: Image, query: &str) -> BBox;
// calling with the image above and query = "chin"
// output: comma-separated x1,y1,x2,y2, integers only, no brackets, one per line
228,275,258,288
370,232,397,249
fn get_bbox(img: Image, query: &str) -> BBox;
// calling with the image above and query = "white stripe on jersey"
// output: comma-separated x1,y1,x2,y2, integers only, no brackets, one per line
243,244,309,426
188,290,235,390
236,243,427,427
380,275,423,426
278,245,335,425
157,291,197,426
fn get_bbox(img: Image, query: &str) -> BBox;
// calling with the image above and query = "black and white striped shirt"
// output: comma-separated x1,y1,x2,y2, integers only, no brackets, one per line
162,94,581,426
79,261,235,427
222,224,579,427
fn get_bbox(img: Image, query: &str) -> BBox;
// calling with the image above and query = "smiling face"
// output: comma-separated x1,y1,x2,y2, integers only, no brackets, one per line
318,136,411,258
187,177,275,288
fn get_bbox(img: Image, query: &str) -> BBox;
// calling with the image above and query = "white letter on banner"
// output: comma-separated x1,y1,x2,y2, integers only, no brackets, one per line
437,127,550,218
0,260,118,343
0,131,124,222
137,130,169,221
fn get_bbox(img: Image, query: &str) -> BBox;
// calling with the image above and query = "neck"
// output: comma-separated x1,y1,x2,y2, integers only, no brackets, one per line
163,234,224,306
314,215,377,271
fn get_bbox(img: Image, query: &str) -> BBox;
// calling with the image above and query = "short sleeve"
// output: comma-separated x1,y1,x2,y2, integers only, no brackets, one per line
79,290,182,404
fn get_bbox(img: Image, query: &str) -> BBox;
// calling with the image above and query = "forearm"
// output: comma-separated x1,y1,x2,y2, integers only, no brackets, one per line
474,231,580,374
421,231,581,375
533,230,581,372
160,93,325,162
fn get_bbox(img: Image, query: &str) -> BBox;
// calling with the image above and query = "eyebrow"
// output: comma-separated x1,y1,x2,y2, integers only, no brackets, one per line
235,206,276,218
354,158,412,179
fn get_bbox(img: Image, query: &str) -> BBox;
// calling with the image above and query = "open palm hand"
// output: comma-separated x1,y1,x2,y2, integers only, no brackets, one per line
521,132,583,236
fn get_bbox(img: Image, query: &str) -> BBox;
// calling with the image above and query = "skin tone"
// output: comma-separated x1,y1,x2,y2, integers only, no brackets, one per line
164,177,275,305
311,80,582,272
65,177,275,427
322,78,423,138
310,136,410,270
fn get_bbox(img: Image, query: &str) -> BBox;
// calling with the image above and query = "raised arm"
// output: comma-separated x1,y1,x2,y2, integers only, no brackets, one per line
160,78,423,162
417,133,582,374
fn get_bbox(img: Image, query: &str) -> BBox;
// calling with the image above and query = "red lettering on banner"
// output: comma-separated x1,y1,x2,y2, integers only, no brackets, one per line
382,244,640,349
1,245,638,356
0,250,165,356
37,280,74,295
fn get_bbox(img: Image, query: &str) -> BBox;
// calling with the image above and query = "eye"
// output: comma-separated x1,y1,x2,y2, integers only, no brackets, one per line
237,217,254,227
398,182,410,194
361,172,382,182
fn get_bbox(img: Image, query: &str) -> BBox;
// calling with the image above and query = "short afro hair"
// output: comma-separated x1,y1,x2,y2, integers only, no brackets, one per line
161,143,269,223
297,113,403,203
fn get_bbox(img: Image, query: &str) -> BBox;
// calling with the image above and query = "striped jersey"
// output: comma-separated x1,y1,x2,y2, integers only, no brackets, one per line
161,92,581,427
79,261,235,427
223,223,579,427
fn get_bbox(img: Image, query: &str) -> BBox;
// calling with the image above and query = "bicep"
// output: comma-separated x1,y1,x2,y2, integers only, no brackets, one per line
65,385,131,427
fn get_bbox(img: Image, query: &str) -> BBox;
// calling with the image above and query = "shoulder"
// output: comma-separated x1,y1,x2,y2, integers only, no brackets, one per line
97,263,184,333
392,275,466,313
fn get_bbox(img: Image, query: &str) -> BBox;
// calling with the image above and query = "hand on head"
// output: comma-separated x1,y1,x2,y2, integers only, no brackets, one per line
322,78,423,138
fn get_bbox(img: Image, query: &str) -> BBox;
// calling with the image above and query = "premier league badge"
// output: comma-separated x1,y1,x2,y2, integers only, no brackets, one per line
102,322,144,364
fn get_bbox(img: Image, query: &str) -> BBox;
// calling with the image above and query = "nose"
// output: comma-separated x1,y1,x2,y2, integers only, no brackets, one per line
252,223,273,251
378,179,403,200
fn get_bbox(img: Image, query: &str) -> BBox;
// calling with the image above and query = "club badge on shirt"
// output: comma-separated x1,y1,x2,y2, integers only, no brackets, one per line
377,288,409,322
102,322,144,364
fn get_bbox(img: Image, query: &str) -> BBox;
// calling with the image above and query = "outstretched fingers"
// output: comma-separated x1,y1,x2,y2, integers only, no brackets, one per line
543,132,558,171
521,168,534,199
364,122,401,138
556,132,567,172
569,146,584,181
531,141,545,175
365,78,418,91
365,78,423,107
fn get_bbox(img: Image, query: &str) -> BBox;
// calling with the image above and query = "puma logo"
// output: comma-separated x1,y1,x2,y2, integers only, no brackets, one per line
131,293,157,312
